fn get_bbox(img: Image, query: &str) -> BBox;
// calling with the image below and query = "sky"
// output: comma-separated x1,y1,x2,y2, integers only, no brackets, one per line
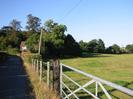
0,0,133,47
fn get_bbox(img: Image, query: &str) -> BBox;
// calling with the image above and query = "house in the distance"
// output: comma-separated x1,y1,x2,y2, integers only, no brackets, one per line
20,41,27,52
1,26,13,31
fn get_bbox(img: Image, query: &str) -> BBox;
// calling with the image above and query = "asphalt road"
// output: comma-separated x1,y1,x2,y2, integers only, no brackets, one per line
0,55,35,99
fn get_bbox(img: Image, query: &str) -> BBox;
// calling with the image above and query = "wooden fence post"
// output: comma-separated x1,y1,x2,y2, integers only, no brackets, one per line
47,62,50,87
32,59,33,69
35,59,37,71
60,63,63,97
34,59,36,71
40,60,42,82
52,59,60,95
37,60,39,73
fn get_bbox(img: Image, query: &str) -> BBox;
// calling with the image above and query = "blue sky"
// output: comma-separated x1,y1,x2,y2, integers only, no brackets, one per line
0,0,133,47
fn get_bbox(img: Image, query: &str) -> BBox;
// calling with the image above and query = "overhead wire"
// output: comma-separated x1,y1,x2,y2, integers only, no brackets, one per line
59,0,83,21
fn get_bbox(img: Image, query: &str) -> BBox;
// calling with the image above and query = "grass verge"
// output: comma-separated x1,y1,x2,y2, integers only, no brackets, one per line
24,62,59,99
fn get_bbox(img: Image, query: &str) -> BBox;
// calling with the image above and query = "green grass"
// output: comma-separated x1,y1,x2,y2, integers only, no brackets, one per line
61,54,133,98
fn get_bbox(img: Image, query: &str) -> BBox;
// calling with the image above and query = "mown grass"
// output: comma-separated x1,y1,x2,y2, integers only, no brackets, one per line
61,54,133,98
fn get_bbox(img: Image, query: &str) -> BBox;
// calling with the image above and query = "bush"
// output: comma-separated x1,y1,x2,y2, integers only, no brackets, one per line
126,44,133,53
7,47,19,55
23,53,42,63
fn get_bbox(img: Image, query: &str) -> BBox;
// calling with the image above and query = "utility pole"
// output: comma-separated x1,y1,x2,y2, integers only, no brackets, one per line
38,28,43,55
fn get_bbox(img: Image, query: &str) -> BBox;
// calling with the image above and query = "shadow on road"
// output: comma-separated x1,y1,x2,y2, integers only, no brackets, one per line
0,54,36,99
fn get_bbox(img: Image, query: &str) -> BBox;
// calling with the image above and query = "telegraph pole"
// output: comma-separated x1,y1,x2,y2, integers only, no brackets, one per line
38,28,43,55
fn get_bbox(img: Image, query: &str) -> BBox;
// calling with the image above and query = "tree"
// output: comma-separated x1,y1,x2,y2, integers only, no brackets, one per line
44,19,58,33
79,40,88,52
106,44,121,54
112,44,121,54
64,34,81,56
10,19,22,31
6,32,22,48
0,30,23,51
120,47,126,53
26,34,40,53
43,20,67,57
0,36,6,50
106,46,113,54
98,39,105,53
50,24,67,50
87,39,99,53
126,44,133,53
26,14,41,32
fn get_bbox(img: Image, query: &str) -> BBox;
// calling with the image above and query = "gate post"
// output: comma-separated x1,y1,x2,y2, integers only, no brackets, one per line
32,59,34,69
47,62,50,87
37,60,39,73
52,59,60,96
34,59,36,71
39,60,42,82
60,63,63,97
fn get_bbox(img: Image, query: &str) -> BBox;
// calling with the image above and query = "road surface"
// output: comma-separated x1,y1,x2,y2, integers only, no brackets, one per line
0,55,35,99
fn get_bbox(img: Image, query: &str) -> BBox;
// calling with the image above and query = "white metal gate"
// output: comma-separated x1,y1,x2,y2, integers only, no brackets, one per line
60,64,133,99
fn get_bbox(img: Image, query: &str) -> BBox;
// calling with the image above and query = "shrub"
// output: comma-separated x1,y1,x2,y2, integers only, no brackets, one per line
22,53,42,63
7,47,19,55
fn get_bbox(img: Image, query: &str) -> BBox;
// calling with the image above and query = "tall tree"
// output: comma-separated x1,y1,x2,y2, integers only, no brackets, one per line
87,39,99,53
79,40,88,52
106,44,121,54
26,14,41,32
64,34,81,56
126,44,133,53
44,19,58,33
26,34,40,53
10,19,22,31
43,19,67,57
98,39,105,53
112,44,121,54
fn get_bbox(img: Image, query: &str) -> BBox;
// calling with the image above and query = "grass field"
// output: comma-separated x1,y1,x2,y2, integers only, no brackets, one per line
61,54,133,98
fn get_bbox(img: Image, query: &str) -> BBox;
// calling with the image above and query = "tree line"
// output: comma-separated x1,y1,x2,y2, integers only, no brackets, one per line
79,40,133,54
0,14,133,58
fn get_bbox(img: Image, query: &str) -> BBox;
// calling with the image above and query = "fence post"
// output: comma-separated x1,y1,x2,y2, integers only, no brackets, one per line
32,59,33,69
52,59,60,95
47,62,50,87
35,59,37,71
34,59,36,71
95,81,98,97
60,63,63,97
37,60,39,73
40,60,42,82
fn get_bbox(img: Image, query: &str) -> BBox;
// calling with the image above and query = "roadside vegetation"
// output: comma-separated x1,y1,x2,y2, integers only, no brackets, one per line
23,53,59,99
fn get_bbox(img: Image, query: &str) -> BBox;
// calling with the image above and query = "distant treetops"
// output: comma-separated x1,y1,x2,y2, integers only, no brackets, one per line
79,40,133,54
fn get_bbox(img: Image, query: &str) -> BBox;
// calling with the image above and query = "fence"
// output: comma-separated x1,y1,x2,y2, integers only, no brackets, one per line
31,58,133,99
